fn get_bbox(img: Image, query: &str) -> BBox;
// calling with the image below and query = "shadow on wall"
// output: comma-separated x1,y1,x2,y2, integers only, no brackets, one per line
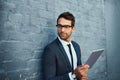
40,18,56,80
0,0,4,38
46,19,57,43
0,0,8,79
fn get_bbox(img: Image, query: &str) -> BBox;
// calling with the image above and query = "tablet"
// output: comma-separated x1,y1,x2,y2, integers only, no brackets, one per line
85,49,104,69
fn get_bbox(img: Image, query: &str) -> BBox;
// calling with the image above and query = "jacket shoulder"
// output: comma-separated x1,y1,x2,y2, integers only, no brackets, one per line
71,41,80,47
44,38,59,49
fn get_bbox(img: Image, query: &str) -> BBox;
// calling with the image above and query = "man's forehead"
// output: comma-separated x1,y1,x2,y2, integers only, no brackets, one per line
58,18,72,25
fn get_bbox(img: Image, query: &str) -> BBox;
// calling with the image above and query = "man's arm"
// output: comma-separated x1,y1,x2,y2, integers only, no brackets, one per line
43,46,70,80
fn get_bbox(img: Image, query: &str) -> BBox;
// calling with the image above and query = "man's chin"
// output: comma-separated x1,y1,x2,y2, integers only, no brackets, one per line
60,37,66,40
60,37,68,41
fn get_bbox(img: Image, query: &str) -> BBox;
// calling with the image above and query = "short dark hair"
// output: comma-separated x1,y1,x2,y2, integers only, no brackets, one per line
57,12,75,26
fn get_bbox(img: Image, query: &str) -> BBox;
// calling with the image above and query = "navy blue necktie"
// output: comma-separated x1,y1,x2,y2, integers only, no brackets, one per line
67,44,74,70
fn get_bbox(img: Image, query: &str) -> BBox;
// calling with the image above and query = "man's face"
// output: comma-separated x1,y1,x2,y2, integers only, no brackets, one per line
57,18,75,42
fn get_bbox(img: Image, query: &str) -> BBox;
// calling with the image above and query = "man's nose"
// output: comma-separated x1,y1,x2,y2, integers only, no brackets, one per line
61,27,65,32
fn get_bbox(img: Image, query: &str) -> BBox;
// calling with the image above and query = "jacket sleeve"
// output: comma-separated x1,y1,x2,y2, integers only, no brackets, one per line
43,46,70,80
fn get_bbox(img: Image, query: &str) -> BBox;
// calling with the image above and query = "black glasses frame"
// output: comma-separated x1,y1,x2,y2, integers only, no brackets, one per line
56,24,73,29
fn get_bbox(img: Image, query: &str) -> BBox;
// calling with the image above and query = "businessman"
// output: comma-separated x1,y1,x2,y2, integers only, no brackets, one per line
43,12,89,80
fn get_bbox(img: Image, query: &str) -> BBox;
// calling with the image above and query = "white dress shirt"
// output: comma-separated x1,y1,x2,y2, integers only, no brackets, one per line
58,37,77,80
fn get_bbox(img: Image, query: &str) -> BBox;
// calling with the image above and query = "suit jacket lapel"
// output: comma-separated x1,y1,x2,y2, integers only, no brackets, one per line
56,38,72,70
72,41,82,66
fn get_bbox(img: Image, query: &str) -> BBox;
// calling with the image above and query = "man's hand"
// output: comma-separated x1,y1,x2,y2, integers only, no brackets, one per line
73,64,89,80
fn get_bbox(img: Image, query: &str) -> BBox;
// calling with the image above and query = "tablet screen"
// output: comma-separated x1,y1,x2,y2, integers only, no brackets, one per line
85,49,104,69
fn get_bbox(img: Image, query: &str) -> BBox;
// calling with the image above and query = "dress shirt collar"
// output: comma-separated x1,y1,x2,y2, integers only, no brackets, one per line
57,36,72,46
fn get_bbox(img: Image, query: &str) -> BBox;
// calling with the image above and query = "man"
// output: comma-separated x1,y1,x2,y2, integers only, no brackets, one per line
43,12,89,80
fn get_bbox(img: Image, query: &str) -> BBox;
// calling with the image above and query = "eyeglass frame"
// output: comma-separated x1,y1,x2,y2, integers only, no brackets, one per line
56,24,73,29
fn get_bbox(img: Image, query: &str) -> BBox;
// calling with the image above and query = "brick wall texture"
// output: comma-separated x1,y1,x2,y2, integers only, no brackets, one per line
0,0,119,80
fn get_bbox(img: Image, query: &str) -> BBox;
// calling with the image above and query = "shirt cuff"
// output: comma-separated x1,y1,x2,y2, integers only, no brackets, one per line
69,72,76,80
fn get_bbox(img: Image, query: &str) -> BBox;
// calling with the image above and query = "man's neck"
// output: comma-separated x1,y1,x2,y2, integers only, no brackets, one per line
58,36,71,43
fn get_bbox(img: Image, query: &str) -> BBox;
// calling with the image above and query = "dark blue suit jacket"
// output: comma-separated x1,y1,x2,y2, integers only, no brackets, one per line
43,38,82,80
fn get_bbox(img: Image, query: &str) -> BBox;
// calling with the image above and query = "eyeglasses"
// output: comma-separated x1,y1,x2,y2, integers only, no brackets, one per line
56,24,73,29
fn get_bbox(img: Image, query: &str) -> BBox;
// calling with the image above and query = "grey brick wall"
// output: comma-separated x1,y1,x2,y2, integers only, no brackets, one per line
0,0,56,80
0,0,119,80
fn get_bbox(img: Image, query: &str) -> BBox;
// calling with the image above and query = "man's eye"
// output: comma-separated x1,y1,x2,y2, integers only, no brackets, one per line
56,24,72,28
64,25,69,28
64,25,72,28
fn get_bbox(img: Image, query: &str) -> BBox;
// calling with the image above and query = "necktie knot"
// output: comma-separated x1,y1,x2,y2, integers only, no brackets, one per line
67,44,71,49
